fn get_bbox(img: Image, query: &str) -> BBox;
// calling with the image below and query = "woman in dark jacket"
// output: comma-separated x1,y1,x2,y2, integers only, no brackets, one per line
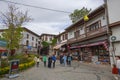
48,56,52,68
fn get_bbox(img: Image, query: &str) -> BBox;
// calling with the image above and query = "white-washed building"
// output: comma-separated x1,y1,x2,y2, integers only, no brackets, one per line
0,27,40,54
20,27,40,54
106,0,120,65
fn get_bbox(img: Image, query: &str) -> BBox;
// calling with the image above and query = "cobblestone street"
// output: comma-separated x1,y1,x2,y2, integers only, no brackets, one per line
1,61,115,80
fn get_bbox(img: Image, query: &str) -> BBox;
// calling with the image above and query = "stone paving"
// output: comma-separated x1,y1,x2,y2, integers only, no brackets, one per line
1,61,115,80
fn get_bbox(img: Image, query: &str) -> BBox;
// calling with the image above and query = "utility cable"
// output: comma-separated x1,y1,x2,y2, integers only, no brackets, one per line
0,0,71,13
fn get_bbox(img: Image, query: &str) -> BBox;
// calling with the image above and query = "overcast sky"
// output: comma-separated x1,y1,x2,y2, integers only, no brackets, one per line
0,0,104,35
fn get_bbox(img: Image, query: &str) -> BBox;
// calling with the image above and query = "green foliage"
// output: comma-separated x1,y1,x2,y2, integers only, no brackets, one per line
41,41,49,47
2,27,23,49
50,38,57,46
0,38,6,41
69,7,91,23
0,59,9,68
0,54,36,76
8,54,35,64
1,5,31,51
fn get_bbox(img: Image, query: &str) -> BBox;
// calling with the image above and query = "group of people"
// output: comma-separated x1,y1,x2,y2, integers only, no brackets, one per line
34,54,56,68
59,53,72,66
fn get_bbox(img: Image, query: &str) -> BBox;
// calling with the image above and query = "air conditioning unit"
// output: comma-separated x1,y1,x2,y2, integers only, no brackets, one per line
110,36,120,42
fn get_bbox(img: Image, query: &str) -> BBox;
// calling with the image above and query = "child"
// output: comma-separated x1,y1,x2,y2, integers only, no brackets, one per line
36,57,40,67
112,64,118,80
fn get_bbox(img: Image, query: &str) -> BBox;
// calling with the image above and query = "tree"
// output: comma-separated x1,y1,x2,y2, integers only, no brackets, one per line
41,41,49,55
50,38,57,47
41,41,49,47
50,38,57,52
1,5,31,55
41,38,57,55
41,38,57,48
69,7,91,23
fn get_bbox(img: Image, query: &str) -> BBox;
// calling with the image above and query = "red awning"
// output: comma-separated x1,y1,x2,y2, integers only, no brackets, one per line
0,47,7,52
86,42,104,47
70,41,108,50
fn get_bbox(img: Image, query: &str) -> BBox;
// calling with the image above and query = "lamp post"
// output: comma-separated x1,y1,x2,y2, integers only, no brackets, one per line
104,0,116,65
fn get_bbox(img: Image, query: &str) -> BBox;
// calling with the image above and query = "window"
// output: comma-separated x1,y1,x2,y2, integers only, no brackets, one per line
50,36,52,41
74,30,80,38
76,30,80,37
65,33,68,39
36,39,38,42
38,41,40,44
87,21,100,32
62,35,65,40
58,37,60,42
27,34,29,38
74,32,76,38
32,37,34,41
45,36,47,41
41,37,44,41
69,31,72,36
36,43,37,48
26,40,29,46
80,27,83,30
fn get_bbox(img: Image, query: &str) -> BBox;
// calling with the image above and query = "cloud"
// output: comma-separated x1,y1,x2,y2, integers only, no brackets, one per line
24,22,70,35
0,0,104,35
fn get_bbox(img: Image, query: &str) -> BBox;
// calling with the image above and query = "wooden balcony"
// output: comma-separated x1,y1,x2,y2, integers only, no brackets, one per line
86,27,107,37
67,37,77,43
67,27,107,44
77,34,86,40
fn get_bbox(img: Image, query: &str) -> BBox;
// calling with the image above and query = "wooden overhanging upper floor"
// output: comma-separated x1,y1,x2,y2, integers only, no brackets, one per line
65,4,108,44
65,4,105,31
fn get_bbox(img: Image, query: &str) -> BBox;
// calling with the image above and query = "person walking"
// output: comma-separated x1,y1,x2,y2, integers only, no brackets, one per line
43,55,47,67
60,53,63,64
67,54,72,66
63,54,67,67
52,54,56,68
34,56,37,65
116,56,120,75
48,55,52,68
36,57,40,67
112,64,119,80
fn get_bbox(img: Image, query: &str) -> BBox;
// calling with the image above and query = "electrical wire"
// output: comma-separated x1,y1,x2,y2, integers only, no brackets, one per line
0,0,71,13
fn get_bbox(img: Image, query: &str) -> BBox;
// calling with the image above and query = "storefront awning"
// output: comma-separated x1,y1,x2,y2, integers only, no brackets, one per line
70,41,108,50
0,47,7,52
53,43,66,50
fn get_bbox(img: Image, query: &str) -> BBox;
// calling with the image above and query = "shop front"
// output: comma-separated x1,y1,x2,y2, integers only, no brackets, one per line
53,42,67,56
69,36,110,64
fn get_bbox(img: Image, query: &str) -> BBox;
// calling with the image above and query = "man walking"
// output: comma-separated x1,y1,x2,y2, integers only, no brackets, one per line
52,54,56,68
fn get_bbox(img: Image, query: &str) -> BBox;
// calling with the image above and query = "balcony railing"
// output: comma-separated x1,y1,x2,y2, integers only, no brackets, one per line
67,27,107,43
77,34,86,40
67,37,77,43
86,27,107,36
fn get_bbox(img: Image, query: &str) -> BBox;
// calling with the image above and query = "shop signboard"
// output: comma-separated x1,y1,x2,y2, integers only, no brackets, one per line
0,40,7,47
9,60,19,78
